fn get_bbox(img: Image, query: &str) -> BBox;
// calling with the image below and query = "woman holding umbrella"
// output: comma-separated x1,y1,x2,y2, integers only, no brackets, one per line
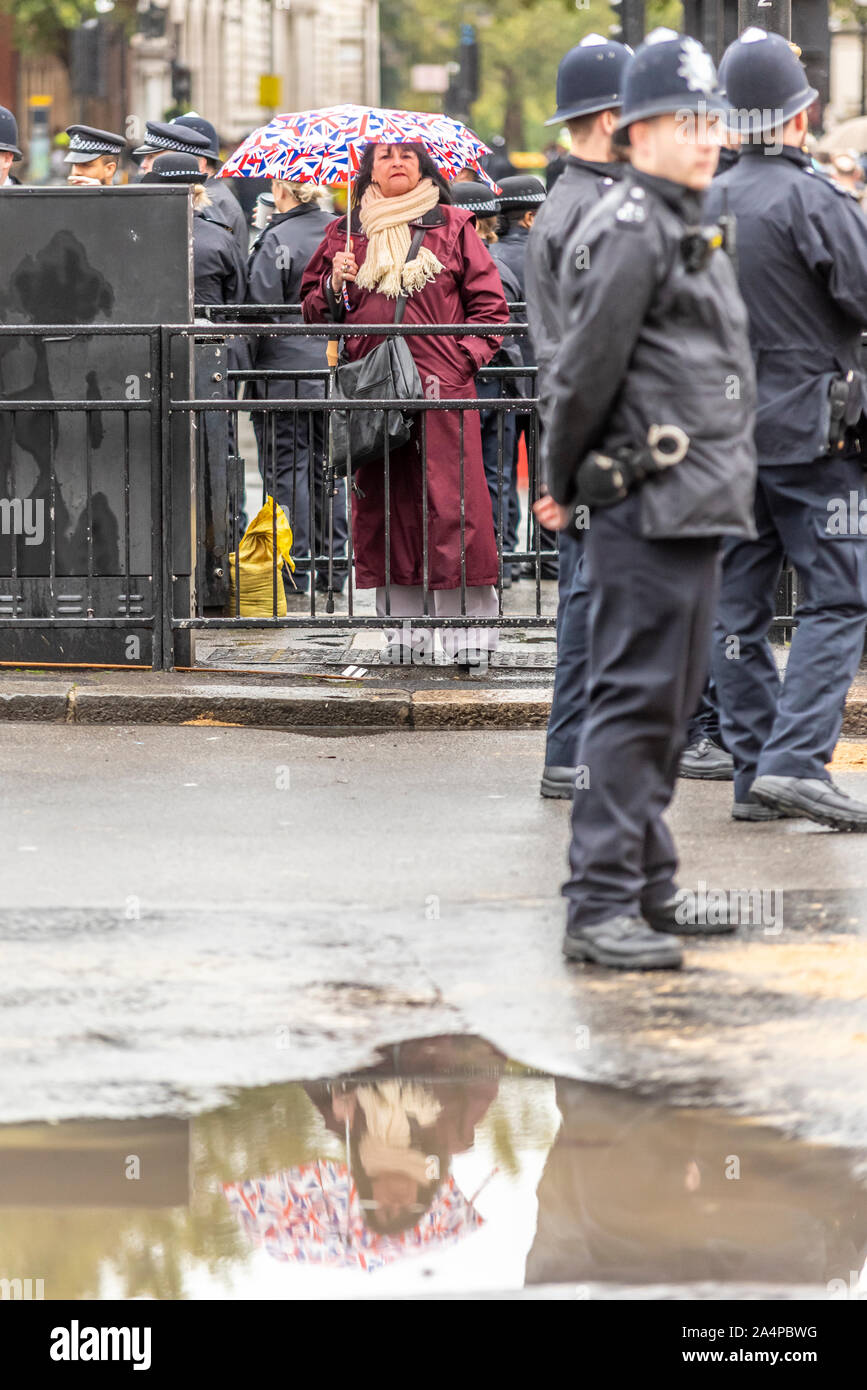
300,142,510,664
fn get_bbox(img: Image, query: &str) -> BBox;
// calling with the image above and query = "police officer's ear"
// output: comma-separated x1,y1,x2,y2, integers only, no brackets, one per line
599,109,619,137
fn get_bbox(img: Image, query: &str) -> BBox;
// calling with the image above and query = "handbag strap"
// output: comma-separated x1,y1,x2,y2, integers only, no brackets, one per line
393,226,427,326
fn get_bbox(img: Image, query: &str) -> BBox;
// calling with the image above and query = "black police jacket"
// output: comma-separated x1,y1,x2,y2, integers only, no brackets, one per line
543,171,757,541
484,244,525,391
193,207,247,307
206,177,250,260
246,201,334,372
705,144,867,468
525,155,623,422
490,225,537,374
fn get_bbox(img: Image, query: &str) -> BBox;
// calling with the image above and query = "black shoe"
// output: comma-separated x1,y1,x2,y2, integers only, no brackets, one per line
452,645,490,669
520,561,559,581
540,765,576,799
315,571,346,595
732,799,787,822
678,737,734,780
562,914,683,970
643,894,737,937
751,775,867,831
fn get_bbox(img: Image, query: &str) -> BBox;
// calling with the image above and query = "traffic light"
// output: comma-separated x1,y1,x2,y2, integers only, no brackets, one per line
609,0,645,50
444,23,479,120
171,62,193,108
460,23,479,107
69,19,107,99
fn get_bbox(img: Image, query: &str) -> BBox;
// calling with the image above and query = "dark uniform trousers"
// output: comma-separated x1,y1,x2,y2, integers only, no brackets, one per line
476,374,517,545
565,494,720,927
711,453,867,804
251,380,348,590
545,529,589,767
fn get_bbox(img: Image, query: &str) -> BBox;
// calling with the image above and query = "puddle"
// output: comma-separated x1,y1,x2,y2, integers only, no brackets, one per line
1,1034,865,1299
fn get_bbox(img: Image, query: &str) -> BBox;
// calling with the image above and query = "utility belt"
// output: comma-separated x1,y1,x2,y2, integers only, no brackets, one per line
823,370,863,457
575,424,690,509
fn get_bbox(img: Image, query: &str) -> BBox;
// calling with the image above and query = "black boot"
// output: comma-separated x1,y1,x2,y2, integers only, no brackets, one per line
562,914,683,969
678,736,734,780
751,775,867,831
540,765,576,799
643,895,737,936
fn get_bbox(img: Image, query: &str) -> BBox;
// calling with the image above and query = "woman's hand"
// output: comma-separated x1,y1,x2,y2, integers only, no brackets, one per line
533,491,572,532
331,240,358,294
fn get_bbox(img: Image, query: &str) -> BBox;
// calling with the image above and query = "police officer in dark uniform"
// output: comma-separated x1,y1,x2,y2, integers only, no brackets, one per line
489,174,547,579
451,179,523,569
705,31,867,831
142,152,246,305
174,112,249,259
63,125,126,186
132,119,211,176
525,34,632,799
675,43,741,782
0,105,22,187
246,179,345,596
541,30,758,969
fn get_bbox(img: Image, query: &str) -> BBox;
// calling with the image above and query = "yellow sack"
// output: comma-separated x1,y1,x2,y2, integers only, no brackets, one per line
227,497,294,617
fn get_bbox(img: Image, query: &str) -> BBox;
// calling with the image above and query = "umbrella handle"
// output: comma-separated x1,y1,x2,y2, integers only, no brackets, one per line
346,166,352,253
327,340,339,369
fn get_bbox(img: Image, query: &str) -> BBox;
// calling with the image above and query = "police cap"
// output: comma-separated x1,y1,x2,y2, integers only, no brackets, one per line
617,29,726,131
450,180,500,218
132,120,210,160
496,174,546,211
0,105,22,160
174,112,220,162
140,152,203,184
720,28,818,136
546,34,633,126
64,125,126,164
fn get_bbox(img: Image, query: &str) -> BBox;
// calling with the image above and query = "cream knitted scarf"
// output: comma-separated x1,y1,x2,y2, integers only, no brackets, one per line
355,177,445,299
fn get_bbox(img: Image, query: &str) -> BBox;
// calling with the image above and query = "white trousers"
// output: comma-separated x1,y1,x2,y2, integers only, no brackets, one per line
375,584,500,660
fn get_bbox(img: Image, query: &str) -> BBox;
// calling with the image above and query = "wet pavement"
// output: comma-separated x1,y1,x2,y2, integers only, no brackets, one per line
1,1035,865,1300
1,724,867,1297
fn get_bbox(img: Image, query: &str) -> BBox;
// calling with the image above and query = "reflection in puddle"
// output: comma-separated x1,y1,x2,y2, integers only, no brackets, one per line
0,1034,865,1298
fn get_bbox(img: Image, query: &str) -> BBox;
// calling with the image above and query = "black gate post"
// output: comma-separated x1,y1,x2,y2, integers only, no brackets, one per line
737,0,791,38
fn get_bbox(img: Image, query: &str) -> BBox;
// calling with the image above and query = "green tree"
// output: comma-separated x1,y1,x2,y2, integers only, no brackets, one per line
0,1,97,56
381,1,683,153
0,0,136,58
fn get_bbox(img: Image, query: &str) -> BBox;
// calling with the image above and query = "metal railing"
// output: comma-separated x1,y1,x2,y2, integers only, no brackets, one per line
166,320,554,658
0,317,799,671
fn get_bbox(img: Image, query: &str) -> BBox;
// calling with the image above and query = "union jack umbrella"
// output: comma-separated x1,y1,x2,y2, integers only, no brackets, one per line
222,1159,486,1272
218,102,499,192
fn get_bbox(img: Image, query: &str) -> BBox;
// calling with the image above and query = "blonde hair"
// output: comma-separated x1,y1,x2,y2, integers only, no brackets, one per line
274,180,323,205
192,184,211,211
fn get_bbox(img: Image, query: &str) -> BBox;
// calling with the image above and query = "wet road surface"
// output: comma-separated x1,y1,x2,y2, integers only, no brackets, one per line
1,1034,865,1300
1,725,866,1157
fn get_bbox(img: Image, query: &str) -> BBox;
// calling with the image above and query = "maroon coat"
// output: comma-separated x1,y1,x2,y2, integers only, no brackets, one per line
301,204,509,589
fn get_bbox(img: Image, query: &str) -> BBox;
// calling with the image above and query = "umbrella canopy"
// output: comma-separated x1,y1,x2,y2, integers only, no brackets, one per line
218,102,499,190
223,1159,484,1272
817,116,867,155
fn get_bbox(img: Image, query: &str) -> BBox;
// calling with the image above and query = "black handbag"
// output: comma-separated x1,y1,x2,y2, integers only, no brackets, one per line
328,227,425,476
